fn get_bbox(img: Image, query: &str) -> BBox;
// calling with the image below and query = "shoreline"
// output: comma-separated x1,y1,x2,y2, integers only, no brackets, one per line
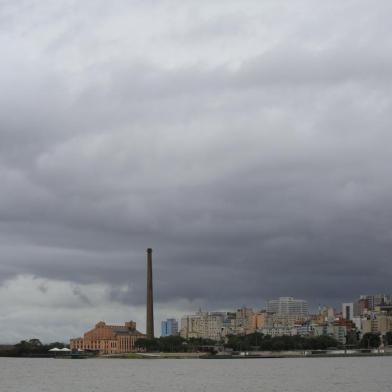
1,350,392,360
101,350,392,360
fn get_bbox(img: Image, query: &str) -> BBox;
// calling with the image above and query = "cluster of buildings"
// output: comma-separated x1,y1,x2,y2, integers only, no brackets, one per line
69,248,391,355
342,294,392,337
162,294,392,346
70,293,392,354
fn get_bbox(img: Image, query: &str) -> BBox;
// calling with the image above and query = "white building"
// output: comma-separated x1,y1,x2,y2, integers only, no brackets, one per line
267,297,308,316
180,311,227,341
259,326,298,337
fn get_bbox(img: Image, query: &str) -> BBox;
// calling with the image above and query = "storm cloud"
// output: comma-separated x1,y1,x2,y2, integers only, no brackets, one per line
1,0,392,342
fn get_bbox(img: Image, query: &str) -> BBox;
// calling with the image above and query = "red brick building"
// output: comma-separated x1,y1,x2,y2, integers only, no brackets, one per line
70,321,144,354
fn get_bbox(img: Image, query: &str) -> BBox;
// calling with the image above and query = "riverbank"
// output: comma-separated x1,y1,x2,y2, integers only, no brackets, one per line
2,348,391,360
102,349,392,359
203,349,392,359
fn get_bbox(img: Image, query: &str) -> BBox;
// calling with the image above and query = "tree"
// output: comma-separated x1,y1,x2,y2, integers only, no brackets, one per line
13,340,39,356
48,342,66,349
157,336,185,352
225,335,250,351
186,337,217,352
360,333,381,348
245,332,264,349
28,339,43,347
384,331,392,346
310,336,340,350
345,330,360,347
134,338,159,351
259,335,273,350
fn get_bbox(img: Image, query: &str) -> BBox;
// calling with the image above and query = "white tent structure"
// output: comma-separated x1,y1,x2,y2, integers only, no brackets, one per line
49,347,71,356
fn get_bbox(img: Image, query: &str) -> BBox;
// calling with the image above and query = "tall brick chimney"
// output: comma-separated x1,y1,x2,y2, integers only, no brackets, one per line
146,248,154,339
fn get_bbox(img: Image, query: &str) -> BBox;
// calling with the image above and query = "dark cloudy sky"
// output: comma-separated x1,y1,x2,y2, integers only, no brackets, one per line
1,0,392,342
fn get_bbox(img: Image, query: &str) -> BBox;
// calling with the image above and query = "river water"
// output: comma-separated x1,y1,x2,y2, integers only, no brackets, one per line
0,357,391,392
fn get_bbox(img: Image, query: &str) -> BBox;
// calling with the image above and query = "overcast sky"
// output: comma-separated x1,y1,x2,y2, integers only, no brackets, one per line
1,0,392,343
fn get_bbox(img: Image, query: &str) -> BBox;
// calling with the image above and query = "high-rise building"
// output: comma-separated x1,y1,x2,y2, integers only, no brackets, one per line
360,294,392,311
161,319,179,337
342,303,354,320
267,297,308,316
354,298,370,317
354,294,392,317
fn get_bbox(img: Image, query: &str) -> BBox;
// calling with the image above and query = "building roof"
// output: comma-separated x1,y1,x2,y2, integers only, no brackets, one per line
113,328,143,336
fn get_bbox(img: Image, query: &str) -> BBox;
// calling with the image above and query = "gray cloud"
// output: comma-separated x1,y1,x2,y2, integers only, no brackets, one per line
1,0,392,342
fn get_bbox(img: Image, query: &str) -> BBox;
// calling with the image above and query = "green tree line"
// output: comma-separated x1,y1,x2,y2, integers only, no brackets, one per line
224,333,340,351
0,339,68,357
135,336,216,352
135,331,390,352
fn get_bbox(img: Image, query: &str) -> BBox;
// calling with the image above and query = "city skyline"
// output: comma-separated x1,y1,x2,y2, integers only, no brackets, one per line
67,291,391,352
2,287,390,343
1,0,392,343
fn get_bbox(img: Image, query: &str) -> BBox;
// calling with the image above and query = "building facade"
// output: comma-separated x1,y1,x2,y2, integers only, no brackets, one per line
259,325,297,337
362,314,392,336
267,297,308,317
250,311,269,332
230,307,254,335
180,311,230,341
70,321,144,354
313,324,347,345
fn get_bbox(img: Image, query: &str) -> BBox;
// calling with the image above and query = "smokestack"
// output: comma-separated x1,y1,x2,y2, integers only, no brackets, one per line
146,248,154,339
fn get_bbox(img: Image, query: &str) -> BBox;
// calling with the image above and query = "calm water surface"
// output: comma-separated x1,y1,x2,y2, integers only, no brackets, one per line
0,357,391,392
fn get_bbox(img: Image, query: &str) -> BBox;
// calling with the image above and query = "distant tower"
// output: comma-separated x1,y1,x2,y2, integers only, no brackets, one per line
146,248,154,339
